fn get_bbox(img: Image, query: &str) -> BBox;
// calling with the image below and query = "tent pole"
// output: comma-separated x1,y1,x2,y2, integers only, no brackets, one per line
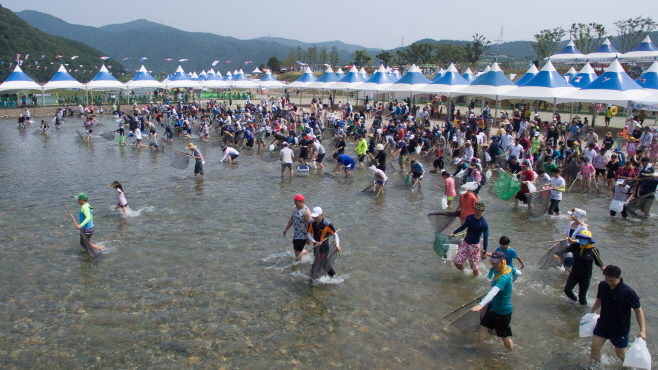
41,87,45,108
494,95,499,131
85,87,88,106
552,98,557,121
569,102,574,121
300,87,303,105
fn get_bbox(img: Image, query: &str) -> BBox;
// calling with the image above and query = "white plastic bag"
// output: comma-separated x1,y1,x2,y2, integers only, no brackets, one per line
269,144,275,151
579,313,599,338
485,169,492,181
623,337,652,369
441,196,448,209
415,146,421,154
526,182,537,193
485,152,491,162
610,200,625,212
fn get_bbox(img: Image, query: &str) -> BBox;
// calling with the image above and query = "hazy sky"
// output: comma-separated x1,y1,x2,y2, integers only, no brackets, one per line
4,0,655,49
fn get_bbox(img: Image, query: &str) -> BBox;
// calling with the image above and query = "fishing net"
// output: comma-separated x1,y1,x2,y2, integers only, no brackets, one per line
75,129,89,141
192,125,202,136
495,154,507,168
616,137,628,150
561,160,579,179
172,152,190,169
428,211,457,234
493,170,520,200
423,146,437,161
308,238,339,280
527,190,551,218
411,178,421,193
292,146,302,162
79,231,101,258
432,232,462,258
403,174,410,185
100,131,115,141
32,129,41,135
260,150,280,163
627,194,653,219
537,240,570,269
211,140,224,147
448,303,489,334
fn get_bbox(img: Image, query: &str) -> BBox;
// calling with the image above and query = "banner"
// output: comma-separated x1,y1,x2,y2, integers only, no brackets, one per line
631,100,658,112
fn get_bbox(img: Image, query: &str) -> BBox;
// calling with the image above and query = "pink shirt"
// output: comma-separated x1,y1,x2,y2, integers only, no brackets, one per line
579,163,595,176
444,177,456,197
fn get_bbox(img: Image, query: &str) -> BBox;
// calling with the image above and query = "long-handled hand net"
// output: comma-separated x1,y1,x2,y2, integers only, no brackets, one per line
428,211,457,234
192,125,202,136
527,190,551,218
211,140,224,147
493,170,520,200
537,240,570,269
444,300,489,334
308,238,339,280
561,160,579,179
260,150,280,162
100,131,116,141
32,129,42,135
75,129,89,141
292,146,302,162
172,152,190,169
495,154,507,168
432,232,461,257
627,193,654,219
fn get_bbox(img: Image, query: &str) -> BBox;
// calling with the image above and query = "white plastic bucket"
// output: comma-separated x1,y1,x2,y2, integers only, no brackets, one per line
442,244,459,261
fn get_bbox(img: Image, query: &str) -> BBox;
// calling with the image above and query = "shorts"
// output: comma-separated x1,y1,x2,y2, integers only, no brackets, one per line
399,154,408,165
480,307,513,338
447,196,454,201
595,168,605,176
282,162,293,169
119,135,125,144
358,154,365,163
593,322,629,348
118,203,127,207
299,149,308,159
80,227,94,246
412,172,422,179
345,162,354,170
166,132,172,139
563,257,574,268
581,174,591,179
316,153,325,163
453,240,481,270
515,191,528,204
375,180,387,185
641,197,654,212
149,142,158,148
230,153,239,160
292,239,307,252
194,161,204,175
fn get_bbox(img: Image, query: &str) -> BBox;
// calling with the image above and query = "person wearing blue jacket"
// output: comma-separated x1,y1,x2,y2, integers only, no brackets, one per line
450,201,489,276
332,153,355,178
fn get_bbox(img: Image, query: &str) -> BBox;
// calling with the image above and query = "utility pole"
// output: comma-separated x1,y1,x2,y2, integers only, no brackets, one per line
496,26,503,56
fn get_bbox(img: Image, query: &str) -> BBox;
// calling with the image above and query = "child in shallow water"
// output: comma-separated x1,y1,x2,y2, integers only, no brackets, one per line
578,157,595,190
109,181,128,214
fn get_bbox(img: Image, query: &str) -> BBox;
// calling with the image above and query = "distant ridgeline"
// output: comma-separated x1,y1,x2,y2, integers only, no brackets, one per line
0,5,126,83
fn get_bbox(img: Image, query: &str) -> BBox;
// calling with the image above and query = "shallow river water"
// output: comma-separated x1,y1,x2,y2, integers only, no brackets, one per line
0,116,656,369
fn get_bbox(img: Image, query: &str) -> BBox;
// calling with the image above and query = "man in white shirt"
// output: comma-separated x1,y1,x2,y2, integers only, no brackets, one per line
545,168,565,215
626,118,637,136
220,146,240,164
583,143,597,164
500,131,513,151
639,126,653,149
280,142,295,178
519,119,529,138
509,138,524,160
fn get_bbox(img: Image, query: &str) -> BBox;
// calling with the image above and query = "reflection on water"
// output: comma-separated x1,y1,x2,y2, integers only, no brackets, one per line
0,117,656,368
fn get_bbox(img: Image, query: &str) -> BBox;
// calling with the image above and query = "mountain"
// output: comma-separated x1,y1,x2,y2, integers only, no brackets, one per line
0,6,125,83
16,10,382,77
253,36,381,60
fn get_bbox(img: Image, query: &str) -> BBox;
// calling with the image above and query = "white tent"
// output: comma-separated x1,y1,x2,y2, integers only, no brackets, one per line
501,61,578,106
420,62,469,94
584,38,621,62
43,64,85,90
306,66,340,89
125,65,164,89
621,35,658,62
251,67,262,74
454,62,516,99
287,67,318,88
384,64,430,92
165,65,202,89
86,64,125,90
547,40,586,63
230,69,257,88
355,65,395,91
0,65,42,92
328,66,366,91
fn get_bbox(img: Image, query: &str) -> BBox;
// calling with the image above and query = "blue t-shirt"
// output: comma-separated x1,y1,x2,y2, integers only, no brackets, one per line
338,154,355,167
495,247,518,267
412,162,424,175
488,267,513,315
397,141,409,155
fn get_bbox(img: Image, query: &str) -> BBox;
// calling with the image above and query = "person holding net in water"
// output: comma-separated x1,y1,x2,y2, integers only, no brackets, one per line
306,207,341,285
471,250,515,351
282,194,311,261
450,201,488,276
74,193,103,254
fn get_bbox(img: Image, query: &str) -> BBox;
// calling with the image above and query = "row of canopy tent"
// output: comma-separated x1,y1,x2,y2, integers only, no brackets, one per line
548,36,658,63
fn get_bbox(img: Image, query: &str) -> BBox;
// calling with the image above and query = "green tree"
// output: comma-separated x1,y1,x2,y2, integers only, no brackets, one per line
433,43,466,65
353,49,372,66
569,23,609,54
408,43,434,65
283,50,297,69
319,46,328,66
328,46,340,67
463,33,491,65
375,51,392,66
394,49,412,66
306,44,318,70
267,56,281,72
615,16,657,52
531,27,566,61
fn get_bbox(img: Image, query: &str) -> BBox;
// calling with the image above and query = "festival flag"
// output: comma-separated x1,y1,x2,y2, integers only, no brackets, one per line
178,59,188,62
79,65,83,67
18,60,23,66
71,56,79,60
108,65,112,68
227,61,231,64
40,55,46,60
36,66,40,69
9,63,12,68
165,58,173,61
140,57,148,61
68,69,71,72
35,62,38,66
16,54,20,62
100,56,110,60
245,61,252,64
56,55,63,58
25,54,29,60
74,69,79,72
122,57,130,61
50,62,53,64
65,63,69,66
212,60,220,66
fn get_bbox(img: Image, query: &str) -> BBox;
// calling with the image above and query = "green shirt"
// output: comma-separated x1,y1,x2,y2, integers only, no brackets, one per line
531,137,541,153
543,162,558,172
605,109,612,118
488,267,513,315
356,139,367,155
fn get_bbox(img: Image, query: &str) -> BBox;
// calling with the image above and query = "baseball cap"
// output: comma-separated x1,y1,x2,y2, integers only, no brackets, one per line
489,250,506,264
310,207,323,218
74,193,88,201
282,142,288,146
294,194,304,202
